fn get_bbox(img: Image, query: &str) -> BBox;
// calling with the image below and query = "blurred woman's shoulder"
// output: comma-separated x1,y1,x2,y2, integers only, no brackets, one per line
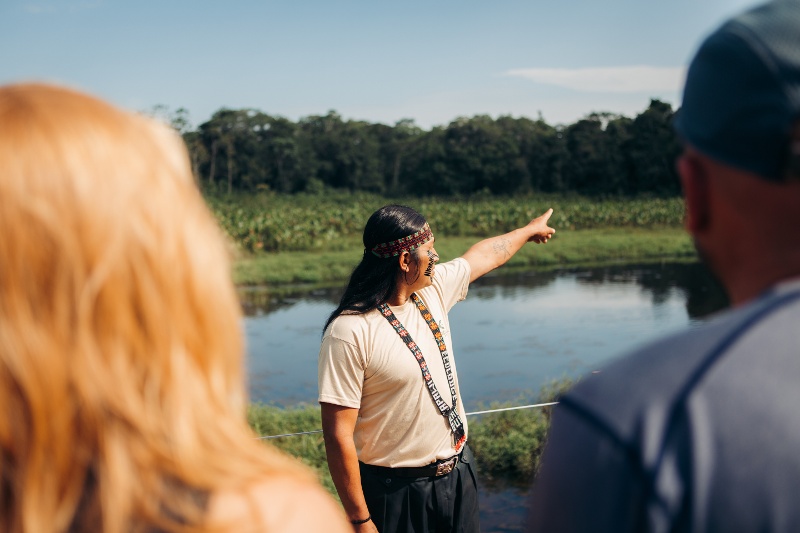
208,474,351,533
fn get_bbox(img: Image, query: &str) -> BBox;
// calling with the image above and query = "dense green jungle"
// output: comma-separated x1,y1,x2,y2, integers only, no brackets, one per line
158,98,680,198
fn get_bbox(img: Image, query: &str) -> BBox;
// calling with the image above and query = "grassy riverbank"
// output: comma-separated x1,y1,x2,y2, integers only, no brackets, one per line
248,379,573,497
233,227,695,286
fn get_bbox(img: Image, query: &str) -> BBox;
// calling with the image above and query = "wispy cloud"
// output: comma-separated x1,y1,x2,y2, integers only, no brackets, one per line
505,66,686,94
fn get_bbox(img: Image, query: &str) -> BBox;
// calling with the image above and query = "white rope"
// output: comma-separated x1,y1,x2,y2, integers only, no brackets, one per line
464,401,558,416
258,429,323,440
255,401,559,440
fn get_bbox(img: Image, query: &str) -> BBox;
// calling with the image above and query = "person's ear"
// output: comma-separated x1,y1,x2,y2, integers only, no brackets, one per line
398,251,412,273
678,151,710,234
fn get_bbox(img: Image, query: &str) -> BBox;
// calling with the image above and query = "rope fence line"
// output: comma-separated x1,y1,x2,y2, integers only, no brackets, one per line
258,429,323,440
465,401,558,416
255,401,559,440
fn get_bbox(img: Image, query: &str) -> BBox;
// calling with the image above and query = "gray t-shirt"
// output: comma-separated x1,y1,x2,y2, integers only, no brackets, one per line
528,278,800,533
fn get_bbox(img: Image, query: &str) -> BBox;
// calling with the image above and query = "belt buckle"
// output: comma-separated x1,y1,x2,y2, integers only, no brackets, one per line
435,457,456,476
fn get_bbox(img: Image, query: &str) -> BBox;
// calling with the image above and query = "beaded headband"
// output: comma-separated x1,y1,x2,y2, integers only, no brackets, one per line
370,223,433,258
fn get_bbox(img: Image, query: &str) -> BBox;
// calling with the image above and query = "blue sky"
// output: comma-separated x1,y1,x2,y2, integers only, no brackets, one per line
1,0,762,130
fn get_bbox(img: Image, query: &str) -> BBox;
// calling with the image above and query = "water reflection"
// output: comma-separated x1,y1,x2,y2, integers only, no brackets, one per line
460,262,728,320
239,285,343,317
566,262,728,319
240,262,728,319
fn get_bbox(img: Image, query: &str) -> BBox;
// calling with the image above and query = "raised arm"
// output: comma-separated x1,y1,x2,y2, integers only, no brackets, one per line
461,208,555,282
321,402,379,533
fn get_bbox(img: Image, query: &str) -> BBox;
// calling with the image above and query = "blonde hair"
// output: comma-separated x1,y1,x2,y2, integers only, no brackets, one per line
0,84,311,532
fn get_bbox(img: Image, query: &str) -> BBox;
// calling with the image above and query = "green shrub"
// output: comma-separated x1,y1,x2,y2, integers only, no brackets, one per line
467,379,575,486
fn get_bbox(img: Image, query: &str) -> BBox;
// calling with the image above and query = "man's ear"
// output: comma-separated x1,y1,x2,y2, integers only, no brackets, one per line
678,151,710,234
397,251,412,273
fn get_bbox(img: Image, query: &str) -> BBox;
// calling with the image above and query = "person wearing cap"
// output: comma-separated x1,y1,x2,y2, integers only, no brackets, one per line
319,204,555,533
526,1,800,531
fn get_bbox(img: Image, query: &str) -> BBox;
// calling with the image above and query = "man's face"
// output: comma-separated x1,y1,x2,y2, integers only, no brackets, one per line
413,237,439,288
678,148,710,260
677,146,728,295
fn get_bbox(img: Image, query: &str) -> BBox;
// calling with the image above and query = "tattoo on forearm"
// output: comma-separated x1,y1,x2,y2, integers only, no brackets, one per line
492,238,511,259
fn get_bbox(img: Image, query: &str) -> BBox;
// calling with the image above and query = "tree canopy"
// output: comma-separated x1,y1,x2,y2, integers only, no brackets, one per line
155,100,682,197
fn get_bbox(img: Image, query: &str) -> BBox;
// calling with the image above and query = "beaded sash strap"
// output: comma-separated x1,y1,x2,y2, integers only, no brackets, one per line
378,293,466,452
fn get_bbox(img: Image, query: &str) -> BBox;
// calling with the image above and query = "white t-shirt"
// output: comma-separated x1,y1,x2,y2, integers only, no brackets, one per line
318,258,471,467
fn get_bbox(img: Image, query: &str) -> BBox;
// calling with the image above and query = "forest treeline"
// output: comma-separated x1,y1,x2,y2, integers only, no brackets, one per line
160,99,681,197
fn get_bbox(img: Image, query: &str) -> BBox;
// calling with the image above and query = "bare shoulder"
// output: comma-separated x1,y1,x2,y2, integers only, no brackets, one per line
209,475,351,532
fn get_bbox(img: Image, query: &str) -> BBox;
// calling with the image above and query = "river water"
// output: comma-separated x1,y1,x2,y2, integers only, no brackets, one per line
241,261,728,406
239,261,729,532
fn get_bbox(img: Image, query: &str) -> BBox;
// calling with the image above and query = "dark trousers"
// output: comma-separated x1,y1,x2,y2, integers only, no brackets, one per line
359,444,481,533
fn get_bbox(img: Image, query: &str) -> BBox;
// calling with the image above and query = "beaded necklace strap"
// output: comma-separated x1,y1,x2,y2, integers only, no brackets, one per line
371,223,433,258
378,293,466,452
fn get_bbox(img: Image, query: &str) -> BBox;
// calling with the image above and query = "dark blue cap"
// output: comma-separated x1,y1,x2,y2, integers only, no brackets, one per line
674,0,800,181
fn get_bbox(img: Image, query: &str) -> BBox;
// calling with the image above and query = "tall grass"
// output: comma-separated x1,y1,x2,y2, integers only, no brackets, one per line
208,191,684,253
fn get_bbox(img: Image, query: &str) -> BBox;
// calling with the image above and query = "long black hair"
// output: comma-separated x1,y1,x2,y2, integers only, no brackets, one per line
323,205,427,333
